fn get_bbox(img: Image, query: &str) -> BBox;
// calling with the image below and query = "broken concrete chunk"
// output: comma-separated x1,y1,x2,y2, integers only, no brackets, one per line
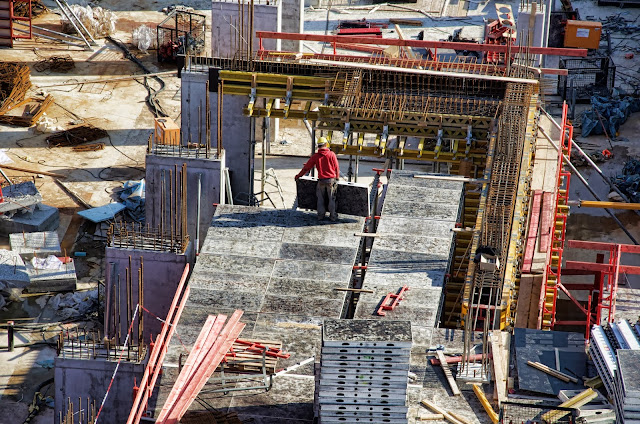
10,231,61,259
0,181,43,213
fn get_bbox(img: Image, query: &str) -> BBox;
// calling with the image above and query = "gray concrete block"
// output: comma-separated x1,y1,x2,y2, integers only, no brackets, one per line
296,177,370,217
200,238,281,259
0,181,42,213
373,235,453,255
279,243,357,265
0,204,59,235
25,258,76,293
282,227,360,248
375,217,455,238
260,294,345,318
272,260,352,282
189,272,271,293
10,231,61,259
323,319,412,343
0,250,30,287
384,185,463,205
382,200,460,221
194,254,275,276
267,278,346,300
186,287,264,311
389,171,465,190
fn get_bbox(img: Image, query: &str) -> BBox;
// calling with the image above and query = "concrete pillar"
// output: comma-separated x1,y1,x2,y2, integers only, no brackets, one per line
54,356,145,424
104,246,192,345
517,2,547,67
181,70,253,204
145,153,225,247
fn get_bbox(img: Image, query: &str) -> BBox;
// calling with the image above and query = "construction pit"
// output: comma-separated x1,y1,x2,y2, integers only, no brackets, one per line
1,0,640,423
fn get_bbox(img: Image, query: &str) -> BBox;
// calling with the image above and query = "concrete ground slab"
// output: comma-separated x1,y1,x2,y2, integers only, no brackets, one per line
278,243,357,264
185,288,265,311
260,294,345,317
387,171,465,190
0,204,59,235
363,270,447,290
382,200,460,221
194,254,276,276
323,319,412,344
188,272,272,293
282,227,360,248
271,260,353,282
373,235,454,255
376,217,456,239
10,231,61,259
384,185,463,204
266,278,346,300
200,238,282,258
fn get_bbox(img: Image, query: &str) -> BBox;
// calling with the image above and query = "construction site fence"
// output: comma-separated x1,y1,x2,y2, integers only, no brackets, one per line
499,401,577,423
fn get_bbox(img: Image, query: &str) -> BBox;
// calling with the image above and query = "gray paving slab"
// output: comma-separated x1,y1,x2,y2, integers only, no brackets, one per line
193,254,275,276
0,181,42,213
388,171,465,190
267,278,346,300
260,294,345,318
367,249,451,272
279,243,357,264
362,269,447,289
323,319,412,343
272,260,353,282
186,288,264,311
382,200,460,221
204,224,285,241
282,227,360,248
375,217,455,238
384,185,463,205
10,231,61,259
0,249,30,287
188,272,271,293
373,235,453,255
0,204,59,235
25,258,76,293
200,238,281,258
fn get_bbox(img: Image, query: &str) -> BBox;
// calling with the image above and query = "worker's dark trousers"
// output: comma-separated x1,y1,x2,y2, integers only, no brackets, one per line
317,178,337,220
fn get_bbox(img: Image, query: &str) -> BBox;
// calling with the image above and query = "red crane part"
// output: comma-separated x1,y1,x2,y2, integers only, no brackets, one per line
376,285,409,316
234,339,291,359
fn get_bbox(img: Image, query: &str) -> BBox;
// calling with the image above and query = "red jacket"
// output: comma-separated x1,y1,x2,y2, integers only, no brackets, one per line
296,147,340,179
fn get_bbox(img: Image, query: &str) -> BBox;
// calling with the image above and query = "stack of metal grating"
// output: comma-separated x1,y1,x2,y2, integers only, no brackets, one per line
590,320,640,422
318,319,412,424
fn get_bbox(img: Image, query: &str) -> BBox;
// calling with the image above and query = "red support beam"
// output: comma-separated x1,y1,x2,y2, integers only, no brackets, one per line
256,31,588,57
568,240,640,254
564,261,640,275
522,190,542,273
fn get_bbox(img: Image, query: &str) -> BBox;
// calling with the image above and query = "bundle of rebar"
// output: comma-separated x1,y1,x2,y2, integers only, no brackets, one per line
34,55,75,73
12,0,48,17
0,63,31,116
61,397,97,424
0,94,54,126
46,124,108,147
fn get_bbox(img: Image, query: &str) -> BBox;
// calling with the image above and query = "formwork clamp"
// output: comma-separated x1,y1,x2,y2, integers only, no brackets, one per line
376,285,409,316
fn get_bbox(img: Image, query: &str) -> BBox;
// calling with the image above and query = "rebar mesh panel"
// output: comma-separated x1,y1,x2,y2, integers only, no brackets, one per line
557,57,615,101
500,402,577,423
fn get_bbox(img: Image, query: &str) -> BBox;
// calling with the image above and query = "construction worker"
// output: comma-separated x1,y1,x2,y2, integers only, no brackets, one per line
295,137,340,221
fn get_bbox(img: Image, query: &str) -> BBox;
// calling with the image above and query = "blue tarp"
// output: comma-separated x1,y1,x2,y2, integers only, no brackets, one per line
78,202,126,223
581,95,640,137
120,179,145,222
613,159,640,203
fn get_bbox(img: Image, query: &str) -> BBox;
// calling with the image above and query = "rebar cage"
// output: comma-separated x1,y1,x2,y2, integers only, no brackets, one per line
157,9,206,62
557,56,615,102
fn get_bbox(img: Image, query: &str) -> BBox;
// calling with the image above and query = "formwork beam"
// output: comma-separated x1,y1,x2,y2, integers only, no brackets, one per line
256,31,589,57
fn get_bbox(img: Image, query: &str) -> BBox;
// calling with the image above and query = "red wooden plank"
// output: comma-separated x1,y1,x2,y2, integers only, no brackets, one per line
523,190,543,273
538,191,554,253
256,31,589,57
162,310,246,423
564,261,640,275
568,240,640,254
156,315,225,423
127,264,191,424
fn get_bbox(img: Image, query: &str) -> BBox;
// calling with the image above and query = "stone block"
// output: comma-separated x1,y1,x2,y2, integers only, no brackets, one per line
25,258,77,293
296,177,370,217
0,181,42,213
10,231,61,259
0,250,30,287
0,204,59,235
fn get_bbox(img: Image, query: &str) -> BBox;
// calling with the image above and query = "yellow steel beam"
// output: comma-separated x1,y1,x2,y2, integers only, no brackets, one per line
542,389,597,422
472,384,499,424
573,200,640,210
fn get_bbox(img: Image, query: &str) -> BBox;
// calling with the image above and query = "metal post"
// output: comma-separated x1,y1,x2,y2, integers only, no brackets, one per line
196,174,202,253
311,121,317,178
7,321,14,352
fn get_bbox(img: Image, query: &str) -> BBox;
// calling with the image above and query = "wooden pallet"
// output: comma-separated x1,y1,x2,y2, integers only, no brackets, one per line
220,338,283,374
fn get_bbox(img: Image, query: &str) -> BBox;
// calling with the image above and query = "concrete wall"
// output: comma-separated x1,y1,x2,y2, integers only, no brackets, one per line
54,356,145,424
105,246,191,344
145,153,225,247
211,0,281,57
517,2,547,66
181,70,253,204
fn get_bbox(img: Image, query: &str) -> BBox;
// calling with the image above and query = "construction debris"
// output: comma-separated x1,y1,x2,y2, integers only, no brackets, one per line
45,124,108,147
581,95,640,137
132,25,154,52
12,0,48,18
613,158,640,202
0,62,31,116
60,5,117,38
34,55,75,73
0,95,54,127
